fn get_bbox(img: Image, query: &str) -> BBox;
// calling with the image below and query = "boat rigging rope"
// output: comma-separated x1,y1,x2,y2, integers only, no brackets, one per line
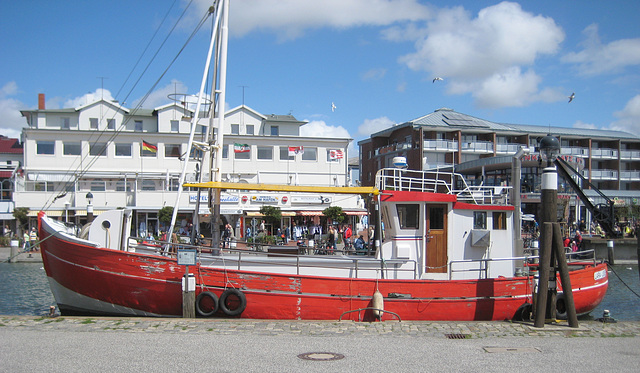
38,0,208,212
607,264,640,298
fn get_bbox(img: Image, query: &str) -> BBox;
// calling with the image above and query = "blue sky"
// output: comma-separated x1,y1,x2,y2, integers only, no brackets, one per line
2,0,640,154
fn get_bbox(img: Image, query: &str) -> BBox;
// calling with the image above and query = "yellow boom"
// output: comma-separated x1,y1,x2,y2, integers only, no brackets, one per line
183,181,379,195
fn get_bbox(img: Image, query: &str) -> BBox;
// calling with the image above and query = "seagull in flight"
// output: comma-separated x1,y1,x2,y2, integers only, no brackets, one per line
432,77,444,83
331,102,336,112
568,92,575,103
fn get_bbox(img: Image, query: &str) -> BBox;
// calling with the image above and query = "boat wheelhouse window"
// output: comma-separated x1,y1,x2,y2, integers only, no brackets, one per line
257,146,273,160
115,143,132,157
165,144,182,158
473,211,487,229
90,118,98,129
246,124,254,135
90,142,107,157
36,141,55,155
493,211,507,230
63,142,81,156
428,206,444,229
107,118,115,130
171,120,179,132
231,124,239,135
302,147,317,161
396,204,419,229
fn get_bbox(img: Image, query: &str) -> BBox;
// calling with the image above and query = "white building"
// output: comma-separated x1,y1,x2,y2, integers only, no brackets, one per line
17,94,364,237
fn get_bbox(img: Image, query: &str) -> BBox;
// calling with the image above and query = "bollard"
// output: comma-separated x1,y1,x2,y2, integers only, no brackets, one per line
182,273,196,318
9,239,19,263
607,240,615,265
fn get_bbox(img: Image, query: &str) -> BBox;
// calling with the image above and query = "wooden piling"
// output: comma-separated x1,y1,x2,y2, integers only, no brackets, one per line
534,223,553,328
552,223,579,327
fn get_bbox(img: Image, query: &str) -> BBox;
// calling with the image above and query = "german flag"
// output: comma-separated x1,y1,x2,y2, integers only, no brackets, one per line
142,140,157,153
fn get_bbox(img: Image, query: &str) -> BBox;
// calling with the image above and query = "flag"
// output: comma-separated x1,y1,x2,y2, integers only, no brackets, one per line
234,143,250,153
142,140,157,153
329,149,344,160
288,146,304,156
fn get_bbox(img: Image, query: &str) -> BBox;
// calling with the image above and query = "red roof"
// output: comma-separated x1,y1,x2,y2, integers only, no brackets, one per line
0,136,23,154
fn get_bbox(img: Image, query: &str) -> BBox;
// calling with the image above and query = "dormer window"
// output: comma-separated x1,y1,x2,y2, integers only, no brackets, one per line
270,126,279,136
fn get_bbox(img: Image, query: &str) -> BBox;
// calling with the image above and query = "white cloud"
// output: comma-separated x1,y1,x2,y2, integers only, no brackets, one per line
395,2,564,108
362,68,386,81
301,119,357,154
357,116,394,136
0,81,27,139
133,80,189,109
562,24,640,76
610,94,640,133
64,88,115,108
192,0,431,41
572,120,597,130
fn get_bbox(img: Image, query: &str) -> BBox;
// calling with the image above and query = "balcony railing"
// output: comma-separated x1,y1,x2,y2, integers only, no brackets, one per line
460,141,494,153
583,169,618,180
495,143,525,154
620,150,640,160
620,170,640,181
423,139,458,151
591,148,618,159
374,142,412,155
561,146,589,157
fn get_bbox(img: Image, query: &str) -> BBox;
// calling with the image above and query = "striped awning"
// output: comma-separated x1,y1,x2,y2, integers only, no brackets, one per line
74,210,106,216
297,211,323,216
344,210,368,216
245,211,296,217
29,210,63,217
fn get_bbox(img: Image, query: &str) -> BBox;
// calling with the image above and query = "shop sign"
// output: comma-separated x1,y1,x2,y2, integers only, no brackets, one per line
190,194,238,203
290,196,332,204
252,195,279,203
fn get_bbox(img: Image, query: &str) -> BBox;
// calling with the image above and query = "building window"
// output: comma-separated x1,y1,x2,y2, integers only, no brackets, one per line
141,180,156,191
37,141,55,155
493,211,506,230
107,118,115,130
302,147,317,161
165,144,182,158
280,147,294,161
135,120,143,132
270,126,279,136
222,144,228,159
246,124,254,135
257,146,273,160
90,180,106,192
116,181,132,192
171,120,179,132
115,143,132,157
90,118,99,129
90,142,107,157
63,142,81,156
231,124,239,135
61,117,70,129
397,204,419,229
473,211,487,230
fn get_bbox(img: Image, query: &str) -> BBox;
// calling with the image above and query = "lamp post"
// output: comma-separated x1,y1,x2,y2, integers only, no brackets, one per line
86,192,94,223
64,201,70,223
534,134,560,327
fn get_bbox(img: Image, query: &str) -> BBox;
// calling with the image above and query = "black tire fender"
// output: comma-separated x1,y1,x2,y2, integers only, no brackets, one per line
219,288,247,317
556,293,567,320
195,291,219,317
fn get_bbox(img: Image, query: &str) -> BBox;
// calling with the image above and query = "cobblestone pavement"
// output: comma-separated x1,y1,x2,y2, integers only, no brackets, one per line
1,316,638,338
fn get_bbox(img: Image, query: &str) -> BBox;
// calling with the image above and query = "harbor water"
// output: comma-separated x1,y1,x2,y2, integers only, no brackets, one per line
0,262,638,320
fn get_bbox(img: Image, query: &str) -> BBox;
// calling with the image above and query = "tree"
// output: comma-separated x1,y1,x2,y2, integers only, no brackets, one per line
13,207,30,232
158,206,174,225
323,206,346,224
259,205,281,226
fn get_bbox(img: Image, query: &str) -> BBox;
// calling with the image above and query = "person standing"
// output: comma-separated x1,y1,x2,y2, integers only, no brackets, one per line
29,227,38,252
327,226,336,254
22,230,29,252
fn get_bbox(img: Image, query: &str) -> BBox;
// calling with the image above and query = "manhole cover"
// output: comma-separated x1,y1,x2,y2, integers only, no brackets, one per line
445,333,471,339
483,347,541,353
297,352,345,361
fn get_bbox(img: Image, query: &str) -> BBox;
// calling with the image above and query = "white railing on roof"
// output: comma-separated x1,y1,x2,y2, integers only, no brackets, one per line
375,168,511,205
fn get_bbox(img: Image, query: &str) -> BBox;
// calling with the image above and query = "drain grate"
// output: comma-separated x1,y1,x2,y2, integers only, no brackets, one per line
297,352,345,361
483,347,541,353
445,333,471,339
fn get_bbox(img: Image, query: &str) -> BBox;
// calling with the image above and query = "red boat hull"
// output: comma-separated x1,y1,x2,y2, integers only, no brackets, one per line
39,224,608,321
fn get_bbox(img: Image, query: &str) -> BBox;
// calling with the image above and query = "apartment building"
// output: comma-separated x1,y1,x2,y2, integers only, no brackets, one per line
17,94,361,236
359,108,640,223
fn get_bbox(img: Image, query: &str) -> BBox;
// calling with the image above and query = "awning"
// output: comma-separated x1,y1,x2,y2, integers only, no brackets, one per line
0,171,14,178
74,210,106,216
344,210,368,216
0,213,14,220
297,211,323,216
29,210,63,217
245,211,296,217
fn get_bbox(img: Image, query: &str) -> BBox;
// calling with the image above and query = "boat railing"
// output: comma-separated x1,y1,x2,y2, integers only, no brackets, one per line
448,249,598,280
375,168,511,205
133,238,419,279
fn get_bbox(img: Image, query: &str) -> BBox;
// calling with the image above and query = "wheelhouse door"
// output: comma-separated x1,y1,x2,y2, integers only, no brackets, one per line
426,204,447,273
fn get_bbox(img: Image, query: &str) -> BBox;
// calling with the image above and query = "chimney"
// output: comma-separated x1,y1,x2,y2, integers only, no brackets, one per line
38,93,45,110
